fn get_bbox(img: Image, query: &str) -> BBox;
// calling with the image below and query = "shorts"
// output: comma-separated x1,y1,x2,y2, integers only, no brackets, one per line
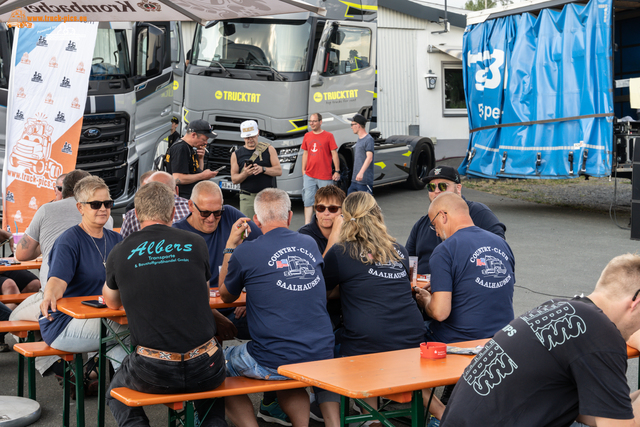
0,270,39,291
303,175,334,207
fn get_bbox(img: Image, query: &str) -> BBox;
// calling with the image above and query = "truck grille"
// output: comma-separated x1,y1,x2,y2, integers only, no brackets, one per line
77,113,130,199
204,139,240,171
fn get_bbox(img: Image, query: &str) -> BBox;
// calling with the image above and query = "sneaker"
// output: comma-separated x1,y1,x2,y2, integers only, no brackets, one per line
257,398,292,426
309,399,324,422
427,415,441,427
0,342,9,352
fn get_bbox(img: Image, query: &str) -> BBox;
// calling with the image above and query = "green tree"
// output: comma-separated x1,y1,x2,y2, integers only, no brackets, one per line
464,0,511,10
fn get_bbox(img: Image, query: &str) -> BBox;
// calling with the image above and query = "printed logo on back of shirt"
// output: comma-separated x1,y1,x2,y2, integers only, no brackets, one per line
470,246,512,288
270,246,321,291
463,340,518,396
521,301,586,350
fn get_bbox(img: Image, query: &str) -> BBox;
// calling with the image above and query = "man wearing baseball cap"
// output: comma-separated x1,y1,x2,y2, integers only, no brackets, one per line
230,120,282,220
406,165,506,275
347,114,374,195
165,119,219,199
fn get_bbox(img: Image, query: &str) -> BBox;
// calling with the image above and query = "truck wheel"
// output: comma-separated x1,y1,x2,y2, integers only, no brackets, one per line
34,160,46,175
48,163,62,180
337,153,351,193
406,142,431,190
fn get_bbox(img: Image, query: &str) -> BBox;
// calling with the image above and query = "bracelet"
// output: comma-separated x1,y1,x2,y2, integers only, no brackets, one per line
223,248,234,255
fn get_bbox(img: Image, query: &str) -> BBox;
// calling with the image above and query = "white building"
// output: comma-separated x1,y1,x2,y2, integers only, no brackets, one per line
377,0,469,162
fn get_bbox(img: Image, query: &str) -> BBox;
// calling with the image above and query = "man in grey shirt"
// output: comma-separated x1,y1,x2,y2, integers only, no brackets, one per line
347,114,374,195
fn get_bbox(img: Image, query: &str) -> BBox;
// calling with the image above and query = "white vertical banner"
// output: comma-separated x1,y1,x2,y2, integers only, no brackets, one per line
3,22,98,232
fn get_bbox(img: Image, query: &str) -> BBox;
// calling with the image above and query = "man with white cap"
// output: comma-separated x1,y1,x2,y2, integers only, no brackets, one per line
230,120,282,220
166,119,219,199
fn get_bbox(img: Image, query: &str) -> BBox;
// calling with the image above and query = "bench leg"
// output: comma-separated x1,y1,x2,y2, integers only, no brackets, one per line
17,350,24,397
185,402,195,427
27,355,36,400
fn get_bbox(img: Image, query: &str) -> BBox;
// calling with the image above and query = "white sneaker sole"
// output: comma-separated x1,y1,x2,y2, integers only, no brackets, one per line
257,411,293,426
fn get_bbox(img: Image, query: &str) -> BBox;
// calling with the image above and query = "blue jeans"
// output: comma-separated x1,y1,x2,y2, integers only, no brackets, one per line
224,342,290,380
107,341,227,427
347,181,372,195
224,342,340,404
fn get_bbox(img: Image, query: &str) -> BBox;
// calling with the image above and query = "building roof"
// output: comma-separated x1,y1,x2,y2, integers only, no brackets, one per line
379,0,468,28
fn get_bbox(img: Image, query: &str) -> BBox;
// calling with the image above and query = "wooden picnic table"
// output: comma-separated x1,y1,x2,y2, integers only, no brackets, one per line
0,259,42,273
278,339,489,427
54,290,246,427
0,292,36,305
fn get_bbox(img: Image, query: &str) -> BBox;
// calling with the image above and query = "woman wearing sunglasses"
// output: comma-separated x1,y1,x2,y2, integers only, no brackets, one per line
323,192,427,420
39,176,127,385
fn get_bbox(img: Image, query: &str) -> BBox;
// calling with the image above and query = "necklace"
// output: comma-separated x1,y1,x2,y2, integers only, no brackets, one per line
80,223,107,269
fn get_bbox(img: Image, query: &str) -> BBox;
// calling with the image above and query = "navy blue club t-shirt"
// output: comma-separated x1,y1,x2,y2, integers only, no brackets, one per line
324,242,426,357
429,226,515,343
224,228,334,369
173,206,261,285
40,226,122,344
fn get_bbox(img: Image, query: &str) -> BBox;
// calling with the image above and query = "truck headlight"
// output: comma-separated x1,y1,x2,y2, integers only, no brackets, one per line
277,147,300,163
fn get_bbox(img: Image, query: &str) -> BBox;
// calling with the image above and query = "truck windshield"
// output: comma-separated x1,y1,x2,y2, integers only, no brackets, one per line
193,19,311,72
90,29,130,80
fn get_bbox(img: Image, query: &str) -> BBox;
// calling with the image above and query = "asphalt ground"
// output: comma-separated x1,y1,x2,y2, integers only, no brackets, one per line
1,181,639,426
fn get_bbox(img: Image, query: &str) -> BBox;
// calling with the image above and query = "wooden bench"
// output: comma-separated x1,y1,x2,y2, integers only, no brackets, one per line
0,320,40,398
13,341,85,427
111,377,308,427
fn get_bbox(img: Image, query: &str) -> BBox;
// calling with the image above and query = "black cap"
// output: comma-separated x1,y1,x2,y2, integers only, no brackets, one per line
171,116,179,124
349,114,367,128
422,166,461,184
186,119,217,139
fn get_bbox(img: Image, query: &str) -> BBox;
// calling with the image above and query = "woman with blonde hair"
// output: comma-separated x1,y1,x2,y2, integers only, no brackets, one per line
324,192,427,421
324,191,425,354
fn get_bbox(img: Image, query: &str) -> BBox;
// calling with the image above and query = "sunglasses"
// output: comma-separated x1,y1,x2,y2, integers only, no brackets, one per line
427,182,450,192
316,204,340,213
193,202,224,219
56,186,63,192
81,200,114,210
429,211,446,231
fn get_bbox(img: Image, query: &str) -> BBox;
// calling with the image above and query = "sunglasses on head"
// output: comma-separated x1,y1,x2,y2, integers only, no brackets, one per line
315,204,340,213
427,182,450,192
82,200,114,210
193,202,224,219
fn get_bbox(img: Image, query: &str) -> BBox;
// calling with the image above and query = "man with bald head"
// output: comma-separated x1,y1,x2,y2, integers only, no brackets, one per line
415,192,515,344
173,180,261,340
120,171,190,238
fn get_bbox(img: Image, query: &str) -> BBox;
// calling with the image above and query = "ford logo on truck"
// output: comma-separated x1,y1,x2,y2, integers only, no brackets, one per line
83,128,101,139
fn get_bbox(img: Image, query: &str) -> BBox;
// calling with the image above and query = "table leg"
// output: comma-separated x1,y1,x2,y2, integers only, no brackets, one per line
74,353,85,427
411,390,425,427
340,396,348,427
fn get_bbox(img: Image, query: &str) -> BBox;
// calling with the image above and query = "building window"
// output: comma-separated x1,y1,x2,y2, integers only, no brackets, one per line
442,63,466,117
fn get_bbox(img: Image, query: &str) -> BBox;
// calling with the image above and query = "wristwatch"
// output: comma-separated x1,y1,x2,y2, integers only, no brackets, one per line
262,166,266,173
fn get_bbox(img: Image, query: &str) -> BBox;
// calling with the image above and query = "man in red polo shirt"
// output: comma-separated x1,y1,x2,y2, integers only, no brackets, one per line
301,113,340,224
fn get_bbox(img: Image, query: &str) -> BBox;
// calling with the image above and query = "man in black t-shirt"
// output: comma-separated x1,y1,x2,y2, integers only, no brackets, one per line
441,253,640,427
104,182,226,427
165,119,219,199
167,116,180,148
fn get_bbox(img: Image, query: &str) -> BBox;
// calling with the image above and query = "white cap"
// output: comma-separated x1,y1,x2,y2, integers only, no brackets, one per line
240,120,259,138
